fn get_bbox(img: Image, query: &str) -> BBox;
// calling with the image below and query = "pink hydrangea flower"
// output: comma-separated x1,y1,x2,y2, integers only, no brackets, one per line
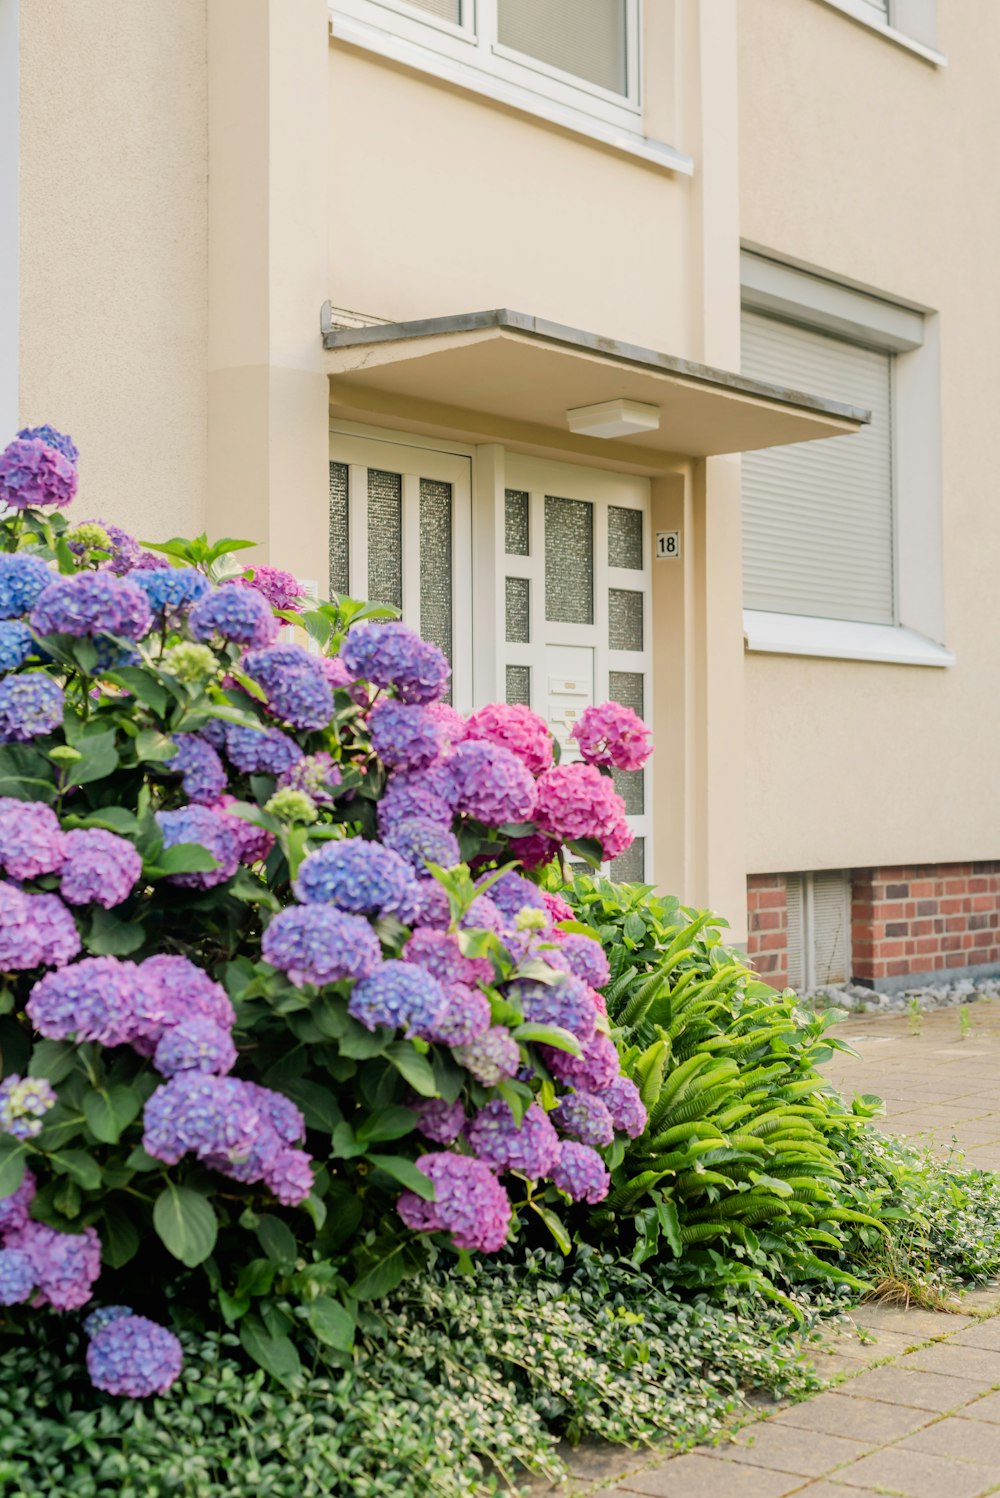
231,565,302,612
0,437,78,511
464,703,553,776
570,701,652,772
534,762,633,862
0,798,65,880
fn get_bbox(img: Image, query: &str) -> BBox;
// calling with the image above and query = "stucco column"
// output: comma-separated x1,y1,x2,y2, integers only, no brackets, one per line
207,0,329,583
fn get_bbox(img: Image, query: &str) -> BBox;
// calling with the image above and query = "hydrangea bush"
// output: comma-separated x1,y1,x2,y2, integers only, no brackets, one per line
0,425,654,1394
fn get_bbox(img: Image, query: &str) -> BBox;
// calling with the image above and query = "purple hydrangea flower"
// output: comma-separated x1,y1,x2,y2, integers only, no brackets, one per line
445,741,538,826
278,752,342,805
422,983,492,1046
188,587,277,648
185,1078,312,1205
224,723,303,776
542,1032,620,1092
348,959,446,1037
27,956,160,1048
30,572,152,640
553,1091,615,1148
506,974,597,1045
397,1152,511,1251
4,1221,102,1309
16,425,79,464
138,955,235,1045
134,567,210,619
154,1016,237,1078
0,798,65,879
231,566,302,612
0,673,64,742
384,816,460,875
341,621,450,705
0,884,80,970
467,1100,561,1179
210,795,275,864
407,885,505,936
551,932,610,990
262,1148,314,1206
243,644,333,731
155,806,240,889
368,700,445,770
0,553,51,619
69,520,161,576
0,1169,36,1234
0,437,78,511
603,1075,647,1138
261,905,383,988
142,1073,260,1166
0,1074,57,1140
413,1097,466,1145
377,767,455,835
59,828,142,909
550,1140,610,1203
170,734,228,806
84,1304,134,1337
483,871,548,921
403,928,492,988
294,838,417,920
86,1314,183,1397
0,1248,33,1304
0,621,34,675
452,1026,520,1086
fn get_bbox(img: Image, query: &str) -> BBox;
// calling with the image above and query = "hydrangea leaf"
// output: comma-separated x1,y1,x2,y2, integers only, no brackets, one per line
529,1200,571,1255
305,1295,354,1351
148,843,220,877
366,1155,435,1200
49,1148,101,1190
83,1085,142,1145
64,730,119,787
0,1136,28,1198
239,1317,301,1388
355,1106,417,1147
104,668,169,716
0,744,56,803
384,1042,437,1098
256,1215,298,1272
84,908,146,958
154,1183,218,1267
511,1023,582,1057
99,1201,141,1268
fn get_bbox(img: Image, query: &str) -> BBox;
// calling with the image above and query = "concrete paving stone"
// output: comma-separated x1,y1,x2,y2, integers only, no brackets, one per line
900,1342,1000,1381
966,1390,1000,1424
837,1364,990,1412
897,1414,1000,1466
830,1445,998,1497
848,1305,974,1336
960,1288,1000,1313
954,1322,1000,1352
773,1390,933,1443
786,1487,888,1498
701,1423,872,1477
615,1453,806,1497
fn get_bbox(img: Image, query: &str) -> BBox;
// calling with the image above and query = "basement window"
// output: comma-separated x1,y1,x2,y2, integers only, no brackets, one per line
786,871,852,991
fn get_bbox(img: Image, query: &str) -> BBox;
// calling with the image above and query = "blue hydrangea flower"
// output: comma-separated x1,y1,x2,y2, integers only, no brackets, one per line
368,699,445,769
0,1170,36,1235
188,586,277,648
59,828,142,909
505,973,597,1044
170,734,228,805
142,1073,259,1166
30,572,152,640
553,1090,615,1148
86,1314,183,1397
0,437,77,511
0,1074,57,1139
261,905,383,988
26,956,157,1048
444,741,538,826
224,722,303,776
155,806,240,889
84,1304,134,1337
278,752,342,805
384,816,460,875
154,1016,237,1077
552,932,610,990
550,1140,610,1203
134,567,210,619
0,1248,33,1305
294,838,417,919
483,870,548,921
0,621,34,675
0,673,64,741
16,425,79,463
467,1099,561,1179
0,553,51,619
377,766,455,835
341,621,450,704
243,645,333,730
348,959,446,1036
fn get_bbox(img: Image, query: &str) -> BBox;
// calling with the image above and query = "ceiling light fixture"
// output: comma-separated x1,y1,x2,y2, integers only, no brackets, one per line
566,399,661,439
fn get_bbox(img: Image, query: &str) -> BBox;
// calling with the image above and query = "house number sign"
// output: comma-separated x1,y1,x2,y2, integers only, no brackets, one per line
655,530,681,560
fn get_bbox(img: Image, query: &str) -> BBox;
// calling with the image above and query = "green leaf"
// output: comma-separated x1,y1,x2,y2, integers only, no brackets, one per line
105,668,169,716
99,1203,141,1268
337,1019,388,1060
511,1022,582,1055
64,731,119,787
530,1200,571,1254
0,1136,28,1199
278,1079,343,1135
49,1149,101,1190
565,837,604,869
305,1296,355,1351
623,913,647,943
0,744,56,803
153,1183,218,1267
150,843,220,876
85,908,146,957
29,1039,79,1083
355,1106,417,1146
255,1215,299,1272
62,807,138,835
239,1317,302,1387
83,1085,142,1145
219,1290,250,1326
352,1241,414,1302
366,1154,435,1199
124,1144,160,1172
235,1257,277,1300
134,728,179,764
384,1042,437,1098
656,1197,683,1258
330,1122,364,1160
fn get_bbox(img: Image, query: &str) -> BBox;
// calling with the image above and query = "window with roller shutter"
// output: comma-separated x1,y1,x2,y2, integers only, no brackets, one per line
785,872,853,992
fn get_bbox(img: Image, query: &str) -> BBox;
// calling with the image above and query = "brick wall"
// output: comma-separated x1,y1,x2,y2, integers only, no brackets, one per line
852,862,1000,985
746,873,788,989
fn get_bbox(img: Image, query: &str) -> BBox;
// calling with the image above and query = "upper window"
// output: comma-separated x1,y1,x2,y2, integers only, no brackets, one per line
814,0,943,63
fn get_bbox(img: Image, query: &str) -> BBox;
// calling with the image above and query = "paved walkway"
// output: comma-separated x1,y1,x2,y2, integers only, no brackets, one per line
549,1000,1000,1497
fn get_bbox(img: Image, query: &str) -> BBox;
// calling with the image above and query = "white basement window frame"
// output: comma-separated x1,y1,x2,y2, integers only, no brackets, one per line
328,0,694,175
786,871,853,992
812,0,946,67
740,250,952,669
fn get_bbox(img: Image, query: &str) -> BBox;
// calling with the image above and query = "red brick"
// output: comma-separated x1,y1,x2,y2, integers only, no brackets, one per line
752,890,786,911
885,921,908,938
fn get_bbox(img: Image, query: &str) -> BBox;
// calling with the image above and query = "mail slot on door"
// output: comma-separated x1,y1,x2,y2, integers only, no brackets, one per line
548,674,592,734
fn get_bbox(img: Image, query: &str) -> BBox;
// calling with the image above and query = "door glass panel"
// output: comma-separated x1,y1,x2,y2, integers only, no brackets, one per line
608,669,643,718
329,462,350,597
367,469,403,610
611,837,644,883
608,505,643,569
609,588,643,651
506,665,531,706
505,490,530,555
545,496,593,623
406,0,462,21
419,479,453,675
497,0,628,95
505,577,530,643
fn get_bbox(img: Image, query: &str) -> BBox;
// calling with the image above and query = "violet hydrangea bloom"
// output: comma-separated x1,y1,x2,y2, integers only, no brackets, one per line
553,1091,615,1148
542,1031,621,1092
413,1097,466,1146
188,586,277,648
348,959,446,1037
278,751,342,806
0,798,65,879
261,905,382,988
0,621,34,675
59,828,142,908
506,974,597,1045
30,572,152,640
69,519,161,576
0,673,63,742
397,1152,511,1252
231,565,302,613
243,644,333,731
155,806,240,889
293,837,417,919
27,956,161,1049
603,1075,647,1139
154,1015,237,1078
445,741,538,826
385,816,461,875
368,699,445,770
422,983,492,1046
550,1140,610,1204
452,1025,520,1086
138,955,235,1045
134,567,210,620
84,1305,134,1337
170,734,228,806
224,722,303,776
467,1099,561,1179
377,768,455,835
464,703,554,777
505,832,561,872
0,436,78,511
341,620,450,704
0,1248,33,1305
571,701,653,772
484,871,548,922
0,885,80,971
199,1078,312,1206
211,795,275,864
4,1221,102,1309
0,1169,36,1235
0,1074,57,1140
142,1073,259,1166
551,931,610,990
86,1314,183,1398
16,425,79,464
0,553,51,619
403,927,492,988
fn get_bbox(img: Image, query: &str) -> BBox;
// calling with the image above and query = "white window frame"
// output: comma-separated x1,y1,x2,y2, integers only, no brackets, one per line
812,0,946,67
740,250,953,669
329,0,693,175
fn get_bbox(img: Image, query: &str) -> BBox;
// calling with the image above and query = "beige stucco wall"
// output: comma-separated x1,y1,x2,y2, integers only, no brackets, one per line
739,0,1000,873
17,0,208,541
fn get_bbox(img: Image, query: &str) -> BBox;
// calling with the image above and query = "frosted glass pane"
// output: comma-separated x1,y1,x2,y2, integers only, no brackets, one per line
545,496,593,624
419,479,453,666
506,665,531,706
609,588,643,651
608,506,643,570
612,768,644,815
505,490,530,555
608,670,644,718
408,0,461,21
611,837,645,883
367,469,403,611
505,577,530,643
498,0,628,95
329,462,349,597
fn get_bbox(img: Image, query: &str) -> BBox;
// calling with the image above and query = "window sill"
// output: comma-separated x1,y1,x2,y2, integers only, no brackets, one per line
813,0,947,67
328,12,694,175
743,610,954,667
